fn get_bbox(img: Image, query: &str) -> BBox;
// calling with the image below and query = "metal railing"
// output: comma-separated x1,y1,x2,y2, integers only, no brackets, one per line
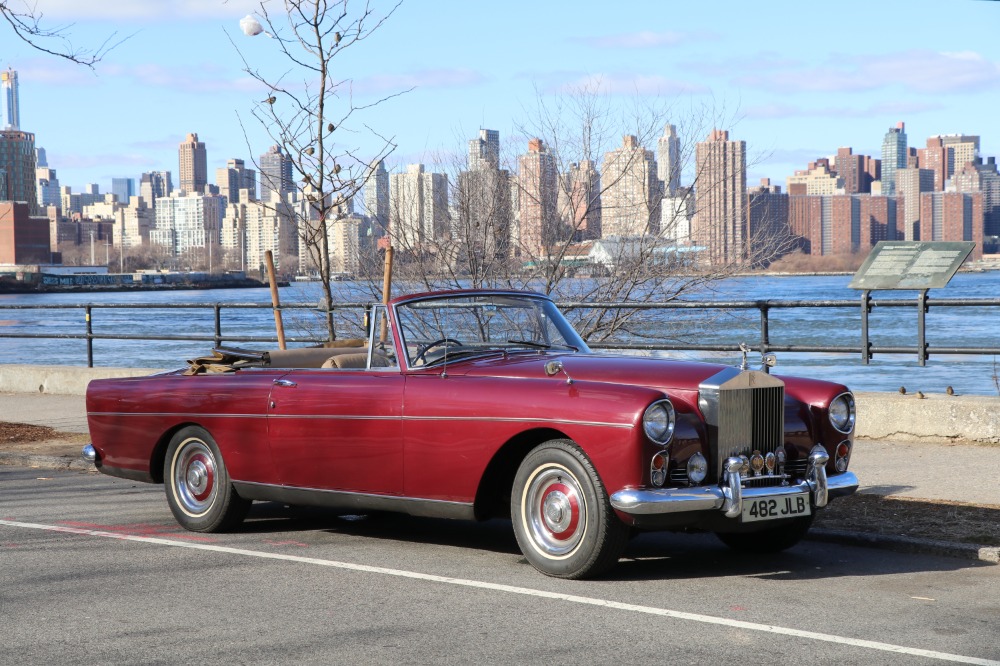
0,296,998,367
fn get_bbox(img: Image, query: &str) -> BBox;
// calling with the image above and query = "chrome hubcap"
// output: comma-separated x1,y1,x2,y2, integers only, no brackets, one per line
173,439,216,516
523,465,585,558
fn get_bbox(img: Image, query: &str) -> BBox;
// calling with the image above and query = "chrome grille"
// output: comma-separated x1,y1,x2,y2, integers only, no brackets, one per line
699,367,785,485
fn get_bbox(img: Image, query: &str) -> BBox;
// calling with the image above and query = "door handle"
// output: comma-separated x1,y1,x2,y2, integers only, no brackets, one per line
273,379,297,388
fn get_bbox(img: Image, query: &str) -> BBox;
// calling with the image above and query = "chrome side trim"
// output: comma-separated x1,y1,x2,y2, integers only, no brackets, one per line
232,481,476,520
86,411,631,429
610,471,859,516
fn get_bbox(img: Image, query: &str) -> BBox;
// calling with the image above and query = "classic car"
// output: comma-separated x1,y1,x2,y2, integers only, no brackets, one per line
84,289,859,579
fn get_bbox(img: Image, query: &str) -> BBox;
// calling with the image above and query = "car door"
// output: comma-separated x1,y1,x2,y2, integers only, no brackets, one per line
266,365,404,494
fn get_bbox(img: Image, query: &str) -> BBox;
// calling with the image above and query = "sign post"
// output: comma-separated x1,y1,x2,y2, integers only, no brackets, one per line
849,241,975,365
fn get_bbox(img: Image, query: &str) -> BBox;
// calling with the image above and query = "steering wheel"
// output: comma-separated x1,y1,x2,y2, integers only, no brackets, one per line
413,337,462,365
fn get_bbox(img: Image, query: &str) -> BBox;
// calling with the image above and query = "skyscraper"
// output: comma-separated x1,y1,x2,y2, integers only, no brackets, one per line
692,129,747,266
468,129,500,171
517,138,558,257
112,178,135,203
601,135,659,238
216,158,256,204
259,145,294,204
0,129,38,213
140,171,172,208
1,69,19,131
559,160,601,240
364,160,389,238
389,164,449,247
657,124,680,196
178,133,207,194
880,122,907,197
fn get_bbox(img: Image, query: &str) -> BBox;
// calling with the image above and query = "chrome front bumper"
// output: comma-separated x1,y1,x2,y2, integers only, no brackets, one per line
610,453,859,517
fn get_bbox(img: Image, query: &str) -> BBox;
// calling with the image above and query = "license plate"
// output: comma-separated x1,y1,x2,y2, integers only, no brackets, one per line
742,493,811,523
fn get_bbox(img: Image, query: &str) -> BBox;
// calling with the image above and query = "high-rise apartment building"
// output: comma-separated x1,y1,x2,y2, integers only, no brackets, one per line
896,167,935,240
216,158,257,204
364,160,389,238
140,171,172,208
150,192,224,257
880,122,907,196
657,124,681,196
747,178,789,262
787,193,896,256
919,191,983,260
559,160,601,241
787,158,843,196
1,69,19,131
517,138,558,258
178,133,208,195
260,145,294,204
692,129,747,265
389,164,449,248
835,147,870,194
36,160,60,211
0,129,37,214
601,135,660,238
953,157,1000,244
468,129,500,171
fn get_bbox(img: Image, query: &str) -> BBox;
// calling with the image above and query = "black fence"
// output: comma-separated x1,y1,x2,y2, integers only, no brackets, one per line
0,295,998,368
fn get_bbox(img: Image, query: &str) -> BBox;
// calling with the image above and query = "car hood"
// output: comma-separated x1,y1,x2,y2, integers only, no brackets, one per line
454,352,848,408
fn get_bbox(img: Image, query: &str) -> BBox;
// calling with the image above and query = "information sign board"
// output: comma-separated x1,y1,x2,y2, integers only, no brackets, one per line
848,241,975,290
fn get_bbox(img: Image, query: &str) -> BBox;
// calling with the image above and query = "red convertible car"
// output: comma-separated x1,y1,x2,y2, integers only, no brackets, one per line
84,289,858,578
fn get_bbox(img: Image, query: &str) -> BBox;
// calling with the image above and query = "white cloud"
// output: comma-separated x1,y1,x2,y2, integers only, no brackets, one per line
736,50,1000,94
744,100,945,120
552,73,709,96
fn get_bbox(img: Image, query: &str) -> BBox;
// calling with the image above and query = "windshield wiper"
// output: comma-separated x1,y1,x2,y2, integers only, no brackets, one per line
506,339,579,352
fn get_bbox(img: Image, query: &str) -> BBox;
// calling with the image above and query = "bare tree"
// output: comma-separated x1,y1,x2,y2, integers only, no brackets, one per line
232,0,404,340
1,1,123,66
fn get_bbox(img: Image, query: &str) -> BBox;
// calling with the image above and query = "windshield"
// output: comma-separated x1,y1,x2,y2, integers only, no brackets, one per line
395,293,589,367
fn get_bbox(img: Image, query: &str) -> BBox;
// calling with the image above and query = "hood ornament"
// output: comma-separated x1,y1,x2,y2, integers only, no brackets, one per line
739,342,777,372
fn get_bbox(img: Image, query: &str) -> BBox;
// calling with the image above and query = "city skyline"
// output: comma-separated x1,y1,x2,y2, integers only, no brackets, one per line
3,0,1000,191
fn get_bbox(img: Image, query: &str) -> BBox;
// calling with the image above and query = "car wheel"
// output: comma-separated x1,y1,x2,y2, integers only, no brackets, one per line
164,426,250,532
715,515,814,554
511,439,628,579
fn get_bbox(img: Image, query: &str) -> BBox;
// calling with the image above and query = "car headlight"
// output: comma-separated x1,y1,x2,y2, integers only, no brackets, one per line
643,399,675,445
828,392,856,434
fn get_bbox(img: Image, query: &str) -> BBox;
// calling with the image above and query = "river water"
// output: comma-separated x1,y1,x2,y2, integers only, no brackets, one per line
0,272,997,395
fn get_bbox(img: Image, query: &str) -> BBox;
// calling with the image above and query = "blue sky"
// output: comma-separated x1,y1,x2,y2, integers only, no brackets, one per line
5,0,1000,194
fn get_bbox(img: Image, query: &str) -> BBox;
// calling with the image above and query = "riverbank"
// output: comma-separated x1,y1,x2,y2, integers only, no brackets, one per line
0,277,284,294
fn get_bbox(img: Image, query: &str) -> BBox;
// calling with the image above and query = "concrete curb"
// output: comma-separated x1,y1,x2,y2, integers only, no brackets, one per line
808,528,1000,565
0,451,96,472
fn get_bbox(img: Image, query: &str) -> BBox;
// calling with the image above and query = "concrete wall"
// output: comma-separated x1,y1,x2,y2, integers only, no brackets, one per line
1,365,997,443
0,364,166,396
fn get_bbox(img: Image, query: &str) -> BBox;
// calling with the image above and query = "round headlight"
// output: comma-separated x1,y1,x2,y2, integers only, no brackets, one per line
829,392,856,434
643,399,675,445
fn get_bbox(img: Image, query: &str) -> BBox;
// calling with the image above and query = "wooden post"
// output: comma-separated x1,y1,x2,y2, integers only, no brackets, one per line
265,250,286,350
380,246,394,342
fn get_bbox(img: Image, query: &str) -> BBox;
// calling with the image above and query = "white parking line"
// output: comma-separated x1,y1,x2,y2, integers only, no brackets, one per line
3,518,997,666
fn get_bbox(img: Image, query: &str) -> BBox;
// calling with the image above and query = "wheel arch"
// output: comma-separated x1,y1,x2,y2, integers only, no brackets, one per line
473,427,570,521
149,421,203,484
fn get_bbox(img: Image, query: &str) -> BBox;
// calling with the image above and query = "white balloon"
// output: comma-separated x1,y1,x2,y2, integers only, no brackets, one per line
240,15,264,37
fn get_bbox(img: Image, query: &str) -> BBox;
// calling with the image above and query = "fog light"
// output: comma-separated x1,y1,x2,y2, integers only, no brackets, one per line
687,452,707,485
835,441,851,472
